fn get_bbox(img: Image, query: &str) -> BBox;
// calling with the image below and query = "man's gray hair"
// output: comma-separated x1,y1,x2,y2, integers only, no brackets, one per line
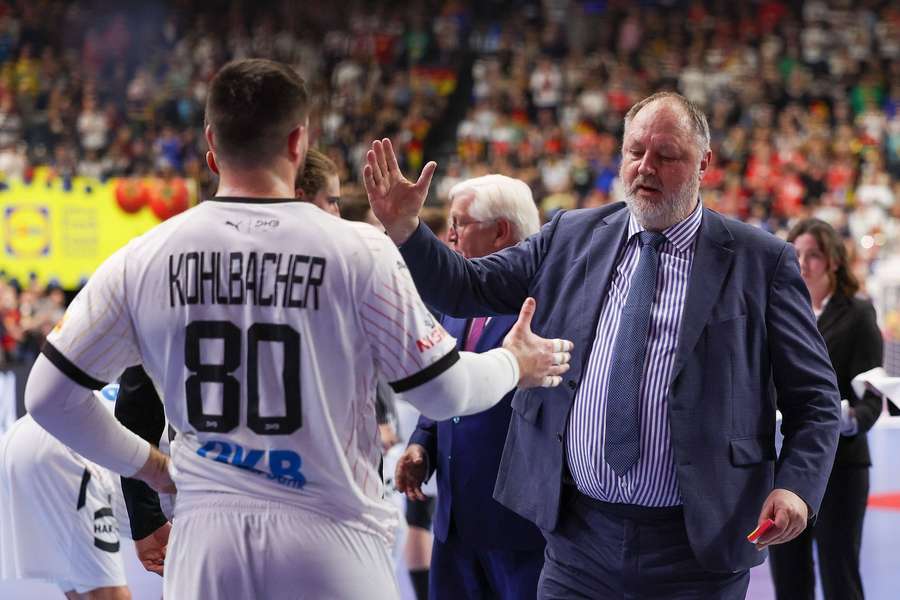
449,174,540,241
624,91,711,154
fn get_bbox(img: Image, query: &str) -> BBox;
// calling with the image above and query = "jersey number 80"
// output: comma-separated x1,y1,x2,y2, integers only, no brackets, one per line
184,320,301,435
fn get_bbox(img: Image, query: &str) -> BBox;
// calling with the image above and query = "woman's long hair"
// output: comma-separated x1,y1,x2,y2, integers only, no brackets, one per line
786,218,860,298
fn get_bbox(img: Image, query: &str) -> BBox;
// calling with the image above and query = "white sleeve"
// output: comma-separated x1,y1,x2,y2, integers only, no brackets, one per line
25,354,151,476
356,229,459,389
43,243,143,384
26,243,149,476
397,348,520,420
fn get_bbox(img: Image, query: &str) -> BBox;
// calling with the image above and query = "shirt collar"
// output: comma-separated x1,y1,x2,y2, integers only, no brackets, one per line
627,198,703,254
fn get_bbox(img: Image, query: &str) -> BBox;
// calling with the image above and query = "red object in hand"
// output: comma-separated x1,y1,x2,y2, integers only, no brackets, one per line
747,518,776,543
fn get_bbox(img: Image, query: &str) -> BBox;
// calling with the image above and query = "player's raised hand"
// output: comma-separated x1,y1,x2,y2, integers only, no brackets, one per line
503,297,574,389
134,521,171,576
134,446,177,494
395,444,429,502
362,138,436,244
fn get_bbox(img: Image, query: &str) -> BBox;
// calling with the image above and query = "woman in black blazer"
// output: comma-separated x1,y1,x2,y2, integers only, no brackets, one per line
770,219,884,600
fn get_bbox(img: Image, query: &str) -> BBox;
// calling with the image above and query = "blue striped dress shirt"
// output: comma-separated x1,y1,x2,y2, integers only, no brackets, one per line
566,201,703,506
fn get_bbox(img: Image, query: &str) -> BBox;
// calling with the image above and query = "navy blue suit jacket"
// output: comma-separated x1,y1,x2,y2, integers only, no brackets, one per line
399,203,840,572
408,314,545,551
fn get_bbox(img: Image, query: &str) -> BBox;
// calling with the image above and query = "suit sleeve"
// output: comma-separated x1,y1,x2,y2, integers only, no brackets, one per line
398,210,564,317
848,301,884,433
767,243,841,515
408,414,438,480
115,365,169,540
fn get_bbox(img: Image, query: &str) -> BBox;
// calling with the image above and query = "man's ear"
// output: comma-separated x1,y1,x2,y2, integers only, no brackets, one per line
204,125,220,175
699,149,712,180
206,151,219,175
295,188,305,199
494,218,513,248
288,124,305,163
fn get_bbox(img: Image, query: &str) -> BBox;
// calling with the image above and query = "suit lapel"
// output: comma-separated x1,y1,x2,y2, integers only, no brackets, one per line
671,209,735,382
579,208,630,364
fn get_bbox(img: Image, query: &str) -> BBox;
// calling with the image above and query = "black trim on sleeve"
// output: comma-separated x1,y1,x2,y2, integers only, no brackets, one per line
389,349,460,393
41,341,107,390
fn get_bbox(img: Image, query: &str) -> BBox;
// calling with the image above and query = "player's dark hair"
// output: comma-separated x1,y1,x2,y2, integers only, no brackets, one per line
205,59,310,168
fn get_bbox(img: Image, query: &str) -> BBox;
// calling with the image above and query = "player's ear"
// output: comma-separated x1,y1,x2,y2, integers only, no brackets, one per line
288,124,306,163
204,125,220,175
206,151,219,176
295,188,305,199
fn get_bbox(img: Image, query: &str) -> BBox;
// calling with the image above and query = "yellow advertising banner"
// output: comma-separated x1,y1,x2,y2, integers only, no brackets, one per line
0,168,195,288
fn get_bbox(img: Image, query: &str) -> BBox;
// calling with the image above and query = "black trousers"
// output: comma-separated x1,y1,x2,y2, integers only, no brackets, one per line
769,466,869,600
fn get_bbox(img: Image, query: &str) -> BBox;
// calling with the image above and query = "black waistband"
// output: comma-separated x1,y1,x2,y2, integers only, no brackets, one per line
569,486,684,522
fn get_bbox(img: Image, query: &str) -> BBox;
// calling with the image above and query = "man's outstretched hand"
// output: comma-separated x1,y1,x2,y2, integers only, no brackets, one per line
362,138,436,244
503,297,574,389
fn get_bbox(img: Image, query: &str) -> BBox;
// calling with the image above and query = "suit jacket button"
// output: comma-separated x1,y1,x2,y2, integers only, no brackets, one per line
556,432,563,442
567,380,577,390
452,417,460,423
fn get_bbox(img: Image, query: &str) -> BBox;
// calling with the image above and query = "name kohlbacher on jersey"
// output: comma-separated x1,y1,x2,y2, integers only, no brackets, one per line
167,251,327,310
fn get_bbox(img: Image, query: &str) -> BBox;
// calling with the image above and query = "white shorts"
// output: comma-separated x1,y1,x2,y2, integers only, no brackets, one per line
0,416,127,593
165,492,400,600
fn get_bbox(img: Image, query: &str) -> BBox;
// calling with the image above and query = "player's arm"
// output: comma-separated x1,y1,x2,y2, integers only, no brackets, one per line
392,298,571,420
359,231,571,421
24,246,174,493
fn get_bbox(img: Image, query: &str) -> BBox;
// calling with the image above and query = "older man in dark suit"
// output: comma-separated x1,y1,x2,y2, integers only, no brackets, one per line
395,175,546,599
363,91,840,599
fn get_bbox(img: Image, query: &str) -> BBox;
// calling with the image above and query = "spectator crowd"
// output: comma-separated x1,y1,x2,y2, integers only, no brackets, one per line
1,0,899,362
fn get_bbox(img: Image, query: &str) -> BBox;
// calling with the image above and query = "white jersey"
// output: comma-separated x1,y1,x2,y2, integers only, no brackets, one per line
45,199,458,541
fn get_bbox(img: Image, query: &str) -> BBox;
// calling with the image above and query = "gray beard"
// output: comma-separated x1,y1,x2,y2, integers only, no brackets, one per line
623,178,699,231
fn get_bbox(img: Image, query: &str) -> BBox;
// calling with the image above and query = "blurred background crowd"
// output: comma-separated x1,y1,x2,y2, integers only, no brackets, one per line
1,0,899,366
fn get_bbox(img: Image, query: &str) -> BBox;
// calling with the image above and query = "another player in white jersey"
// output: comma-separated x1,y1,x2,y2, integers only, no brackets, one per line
24,59,573,600
0,385,130,600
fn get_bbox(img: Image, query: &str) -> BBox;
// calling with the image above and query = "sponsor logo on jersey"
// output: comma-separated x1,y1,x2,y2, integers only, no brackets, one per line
93,507,120,553
99,383,120,402
415,325,447,353
52,312,67,333
197,439,307,489
252,218,280,232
